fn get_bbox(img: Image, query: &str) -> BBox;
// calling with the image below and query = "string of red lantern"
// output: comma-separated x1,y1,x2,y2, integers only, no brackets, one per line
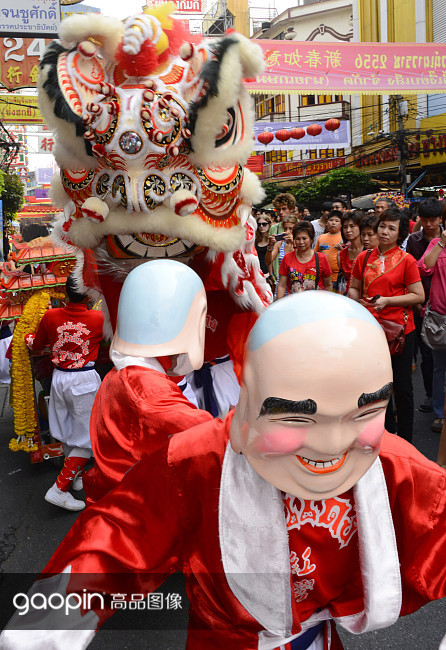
257,119,341,144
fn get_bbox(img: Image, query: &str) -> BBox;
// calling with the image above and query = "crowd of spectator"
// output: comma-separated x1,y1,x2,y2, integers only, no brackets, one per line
253,193,446,469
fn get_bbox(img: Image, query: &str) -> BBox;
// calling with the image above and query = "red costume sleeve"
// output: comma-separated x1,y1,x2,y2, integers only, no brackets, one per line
84,367,213,503
380,434,446,614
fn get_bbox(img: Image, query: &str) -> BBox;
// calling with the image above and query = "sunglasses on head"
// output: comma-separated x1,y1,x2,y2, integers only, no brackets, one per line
258,221,270,226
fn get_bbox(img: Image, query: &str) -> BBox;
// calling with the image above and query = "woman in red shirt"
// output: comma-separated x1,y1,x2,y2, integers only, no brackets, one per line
336,210,363,294
277,221,332,299
349,209,425,443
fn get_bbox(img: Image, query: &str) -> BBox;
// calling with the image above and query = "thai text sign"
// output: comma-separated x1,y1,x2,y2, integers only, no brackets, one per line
0,38,51,90
261,157,346,181
254,120,350,151
248,41,446,95
0,96,44,123
0,0,61,37
147,0,202,12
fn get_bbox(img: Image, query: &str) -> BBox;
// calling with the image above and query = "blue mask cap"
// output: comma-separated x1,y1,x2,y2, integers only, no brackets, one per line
116,260,205,346
249,292,382,352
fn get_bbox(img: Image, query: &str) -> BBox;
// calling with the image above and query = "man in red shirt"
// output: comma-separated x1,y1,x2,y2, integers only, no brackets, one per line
29,275,104,511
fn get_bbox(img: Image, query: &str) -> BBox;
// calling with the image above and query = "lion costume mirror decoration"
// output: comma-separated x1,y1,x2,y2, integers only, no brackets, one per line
38,2,272,351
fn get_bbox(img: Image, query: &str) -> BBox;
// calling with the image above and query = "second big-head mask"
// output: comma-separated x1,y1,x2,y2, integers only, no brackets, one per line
230,291,394,500
112,259,207,375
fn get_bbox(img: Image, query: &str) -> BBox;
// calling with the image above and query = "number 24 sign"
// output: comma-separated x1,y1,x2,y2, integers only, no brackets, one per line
0,37,52,90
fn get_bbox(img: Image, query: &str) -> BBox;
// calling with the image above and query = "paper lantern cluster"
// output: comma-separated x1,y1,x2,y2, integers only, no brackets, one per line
257,118,341,145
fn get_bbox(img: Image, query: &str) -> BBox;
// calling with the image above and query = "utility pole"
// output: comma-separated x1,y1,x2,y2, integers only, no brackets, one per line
394,95,409,196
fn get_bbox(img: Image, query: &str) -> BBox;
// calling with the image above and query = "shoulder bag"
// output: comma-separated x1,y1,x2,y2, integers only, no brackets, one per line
421,302,446,350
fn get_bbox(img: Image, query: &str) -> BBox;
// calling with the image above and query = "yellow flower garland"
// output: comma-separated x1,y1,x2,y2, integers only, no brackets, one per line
9,289,66,453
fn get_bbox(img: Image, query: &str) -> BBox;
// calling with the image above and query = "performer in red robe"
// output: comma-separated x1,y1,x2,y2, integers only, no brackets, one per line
83,259,213,504
2,292,445,650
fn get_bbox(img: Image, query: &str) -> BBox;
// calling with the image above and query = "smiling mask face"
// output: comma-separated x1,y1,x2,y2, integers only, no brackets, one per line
230,301,393,500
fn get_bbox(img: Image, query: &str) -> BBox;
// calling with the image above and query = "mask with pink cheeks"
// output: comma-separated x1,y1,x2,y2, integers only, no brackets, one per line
356,412,386,453
253,426,309,458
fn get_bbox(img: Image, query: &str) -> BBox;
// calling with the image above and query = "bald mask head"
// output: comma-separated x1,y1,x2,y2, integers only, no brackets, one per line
230,293,393,500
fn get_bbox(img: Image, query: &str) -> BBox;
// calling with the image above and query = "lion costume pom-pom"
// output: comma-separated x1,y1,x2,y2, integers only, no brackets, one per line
115,2,186,77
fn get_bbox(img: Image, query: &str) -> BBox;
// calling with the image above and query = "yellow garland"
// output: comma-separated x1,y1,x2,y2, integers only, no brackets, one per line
9,289,66,453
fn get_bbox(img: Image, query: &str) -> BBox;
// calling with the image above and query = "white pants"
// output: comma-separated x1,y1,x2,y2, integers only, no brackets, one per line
48,367,101,449
0,335,12,384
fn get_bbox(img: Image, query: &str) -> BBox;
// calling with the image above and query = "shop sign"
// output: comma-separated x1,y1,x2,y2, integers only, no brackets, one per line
261,157,346,180
0,0,61,37
0,95,44,123
0,38,51,90
354,142,419,169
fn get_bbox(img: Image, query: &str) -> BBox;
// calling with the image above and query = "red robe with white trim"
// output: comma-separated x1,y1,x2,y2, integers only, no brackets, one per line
43,420,446,649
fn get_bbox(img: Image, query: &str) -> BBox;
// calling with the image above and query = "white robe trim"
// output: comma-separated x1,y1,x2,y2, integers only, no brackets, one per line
110,350,165,373
219,443,402,648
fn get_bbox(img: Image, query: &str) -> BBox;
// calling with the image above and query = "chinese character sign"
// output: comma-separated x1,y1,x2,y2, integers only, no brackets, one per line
38,135,55,153
248,41,446,95
0,0,61,37
0,38,51,90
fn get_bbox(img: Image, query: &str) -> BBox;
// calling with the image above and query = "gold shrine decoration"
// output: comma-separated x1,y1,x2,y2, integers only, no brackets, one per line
9,289,65,453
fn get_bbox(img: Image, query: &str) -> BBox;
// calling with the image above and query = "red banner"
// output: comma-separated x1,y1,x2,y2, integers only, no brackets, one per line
248,41,446,95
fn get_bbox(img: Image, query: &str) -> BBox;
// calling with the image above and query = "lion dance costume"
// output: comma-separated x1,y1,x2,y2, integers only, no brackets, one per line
38,2,272,414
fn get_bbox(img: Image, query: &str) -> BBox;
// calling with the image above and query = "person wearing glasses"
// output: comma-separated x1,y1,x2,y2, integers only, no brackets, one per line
255,213,272,277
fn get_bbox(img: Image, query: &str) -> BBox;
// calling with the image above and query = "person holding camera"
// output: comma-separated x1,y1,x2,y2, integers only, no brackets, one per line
265,215,297,297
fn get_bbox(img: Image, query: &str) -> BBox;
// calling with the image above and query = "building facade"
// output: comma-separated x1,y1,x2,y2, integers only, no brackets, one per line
252,0,353,182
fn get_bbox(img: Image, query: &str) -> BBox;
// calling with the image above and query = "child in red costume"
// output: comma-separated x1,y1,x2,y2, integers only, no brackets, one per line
28,275,104,511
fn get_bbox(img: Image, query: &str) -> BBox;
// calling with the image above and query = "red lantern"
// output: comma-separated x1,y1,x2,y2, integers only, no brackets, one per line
306,124,322,136
275,129,291,142
290,127,305,140
325,118,341,131
257,131,273,145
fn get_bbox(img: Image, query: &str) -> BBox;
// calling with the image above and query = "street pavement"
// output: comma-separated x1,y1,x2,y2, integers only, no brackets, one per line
0,363,445,649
